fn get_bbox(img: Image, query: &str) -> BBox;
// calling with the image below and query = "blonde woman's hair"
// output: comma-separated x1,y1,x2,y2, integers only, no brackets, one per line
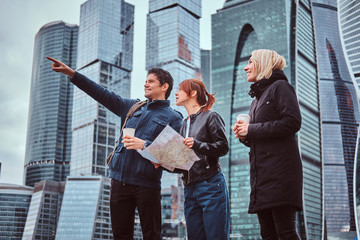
251,49,286,80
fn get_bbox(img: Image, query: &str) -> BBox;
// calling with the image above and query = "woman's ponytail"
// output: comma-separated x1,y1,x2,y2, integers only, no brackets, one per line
202,90,215,112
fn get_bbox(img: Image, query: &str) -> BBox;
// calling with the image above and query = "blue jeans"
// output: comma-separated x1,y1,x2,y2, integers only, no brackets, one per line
184,171,230,240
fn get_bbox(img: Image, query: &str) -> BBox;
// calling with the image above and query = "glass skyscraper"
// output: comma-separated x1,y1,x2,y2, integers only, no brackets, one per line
55,176,113,239
146,1,201,238
71,0,134,177
0,183,33,239
146,0,201,115
22,180,65,240
313,1,360,239
338,0,360,93
211,0,322,239
24,21,78,187
338,3,360,238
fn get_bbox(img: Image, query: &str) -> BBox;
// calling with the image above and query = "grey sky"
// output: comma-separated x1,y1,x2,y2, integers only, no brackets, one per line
0,0,224,184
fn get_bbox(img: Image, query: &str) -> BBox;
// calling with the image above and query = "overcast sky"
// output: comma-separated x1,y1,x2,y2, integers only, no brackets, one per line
0,0,224,185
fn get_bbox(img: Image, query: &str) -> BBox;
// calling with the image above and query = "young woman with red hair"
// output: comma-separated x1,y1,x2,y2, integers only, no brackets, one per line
174,79,230,240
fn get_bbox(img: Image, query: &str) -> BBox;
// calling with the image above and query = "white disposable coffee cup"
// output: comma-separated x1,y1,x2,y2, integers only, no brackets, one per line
123,128,135,137
236,114,250,136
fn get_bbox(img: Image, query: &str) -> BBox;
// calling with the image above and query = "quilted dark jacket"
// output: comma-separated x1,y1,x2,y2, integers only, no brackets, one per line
240,70,303,213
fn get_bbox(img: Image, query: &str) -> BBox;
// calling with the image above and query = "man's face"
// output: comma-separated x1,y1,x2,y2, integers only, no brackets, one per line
144,73,167,100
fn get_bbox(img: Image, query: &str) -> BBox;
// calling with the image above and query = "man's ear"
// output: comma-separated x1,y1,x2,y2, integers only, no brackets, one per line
162,83,169,92
191,90,197,97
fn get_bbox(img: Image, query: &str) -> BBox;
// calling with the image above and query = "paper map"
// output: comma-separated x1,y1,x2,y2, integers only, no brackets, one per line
138,125,199,171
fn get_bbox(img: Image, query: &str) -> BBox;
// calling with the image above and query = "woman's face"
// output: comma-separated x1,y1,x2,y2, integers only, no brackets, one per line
175,88,189,106
244,58,257,82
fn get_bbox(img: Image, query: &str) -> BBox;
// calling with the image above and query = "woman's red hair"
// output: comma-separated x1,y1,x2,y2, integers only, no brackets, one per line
179,79,216,112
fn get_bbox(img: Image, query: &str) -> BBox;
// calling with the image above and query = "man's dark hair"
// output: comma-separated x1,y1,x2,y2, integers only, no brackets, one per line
148,68,173,99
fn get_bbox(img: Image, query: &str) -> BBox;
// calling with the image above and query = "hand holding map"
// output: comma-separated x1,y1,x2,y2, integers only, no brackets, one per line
138,125,199,171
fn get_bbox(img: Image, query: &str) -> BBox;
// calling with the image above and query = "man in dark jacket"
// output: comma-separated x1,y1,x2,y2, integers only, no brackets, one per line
47,57,183,240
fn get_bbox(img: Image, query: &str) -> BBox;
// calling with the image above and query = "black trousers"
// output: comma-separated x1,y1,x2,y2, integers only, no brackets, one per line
110,179,161,240
257,206,301,240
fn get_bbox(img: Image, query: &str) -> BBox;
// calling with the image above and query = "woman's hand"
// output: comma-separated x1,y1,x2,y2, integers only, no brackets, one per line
183,137,194,149
233,120,249,139
122,135,146,150
47,56,75,78
152,162,160,169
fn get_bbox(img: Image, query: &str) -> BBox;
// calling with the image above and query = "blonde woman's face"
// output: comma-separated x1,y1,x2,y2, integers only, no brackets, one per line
244,58,257,82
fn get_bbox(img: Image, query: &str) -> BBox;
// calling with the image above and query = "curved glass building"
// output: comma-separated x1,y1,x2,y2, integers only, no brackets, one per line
312,0,360,239
211,0,322,238
24,21,78,187
338,1,360,239
338,0,360,92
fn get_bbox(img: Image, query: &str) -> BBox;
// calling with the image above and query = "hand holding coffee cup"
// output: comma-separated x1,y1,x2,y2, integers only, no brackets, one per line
234,114,250,137
122,128,144,150
123,128,135,137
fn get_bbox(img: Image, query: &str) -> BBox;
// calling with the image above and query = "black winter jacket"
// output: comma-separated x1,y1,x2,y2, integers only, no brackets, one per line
240,70,303,213
178,110,229,186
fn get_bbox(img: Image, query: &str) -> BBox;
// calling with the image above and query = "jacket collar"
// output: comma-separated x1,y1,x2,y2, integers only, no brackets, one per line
186,107,205,122
248,70,288,99
146,99,170,108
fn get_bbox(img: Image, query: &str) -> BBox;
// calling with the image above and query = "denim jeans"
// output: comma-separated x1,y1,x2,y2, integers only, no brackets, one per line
110,179,161,240
184,171,230,240
257,206,301,240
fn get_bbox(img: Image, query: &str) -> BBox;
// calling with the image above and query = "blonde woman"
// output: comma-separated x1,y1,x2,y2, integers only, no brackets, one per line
233,49,302,239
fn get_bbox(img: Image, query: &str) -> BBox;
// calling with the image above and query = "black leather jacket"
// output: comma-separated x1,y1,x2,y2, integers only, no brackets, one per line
178,109,229,186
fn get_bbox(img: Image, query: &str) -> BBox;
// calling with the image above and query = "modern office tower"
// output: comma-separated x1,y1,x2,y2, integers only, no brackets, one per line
313,1,360,239
24,21,78,187
146,0,201,114
200,49,212,92
22,180,65,240
55,176,114,239
211,0,322,239
0,183,33,239
146,1,201,238
71,0,134,177
338,0,360,92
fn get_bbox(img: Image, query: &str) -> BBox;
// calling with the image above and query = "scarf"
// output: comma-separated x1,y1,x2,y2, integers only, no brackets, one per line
248,70,288,98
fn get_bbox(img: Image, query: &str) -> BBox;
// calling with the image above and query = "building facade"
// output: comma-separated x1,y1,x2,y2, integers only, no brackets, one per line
55,176,114,239
70,0,134,177
146,0,201,115
338,0,360,93
338,2,360,238
211,0,322,239
200,49,212,92
24,21,78,187
312,0,360,239
22,180,65,240
0,184,33,239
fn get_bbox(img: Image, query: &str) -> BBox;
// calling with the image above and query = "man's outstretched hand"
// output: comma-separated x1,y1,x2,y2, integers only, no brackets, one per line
47,56,75,78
